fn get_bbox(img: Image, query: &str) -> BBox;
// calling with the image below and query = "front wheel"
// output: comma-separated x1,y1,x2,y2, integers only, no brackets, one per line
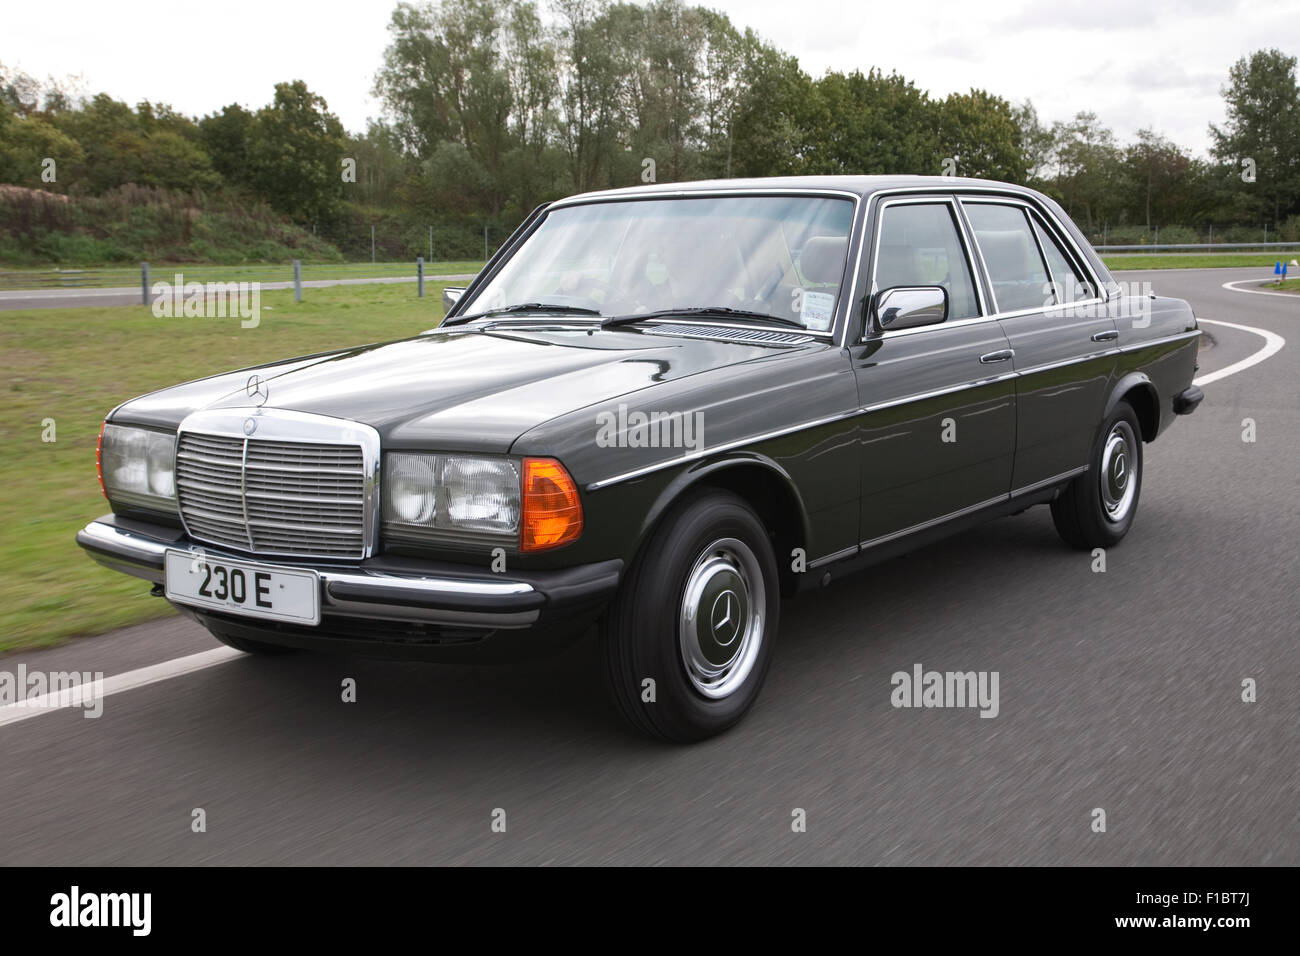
1051,402,1144,549
600,490,779,742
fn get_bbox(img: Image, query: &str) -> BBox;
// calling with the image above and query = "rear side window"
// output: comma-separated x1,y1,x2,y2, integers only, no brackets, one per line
1030,213,1096,303
964,203,1050,313
874,202,980,320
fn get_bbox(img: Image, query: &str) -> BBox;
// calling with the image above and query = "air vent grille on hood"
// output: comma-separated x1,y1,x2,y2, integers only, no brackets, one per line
644,324,813,345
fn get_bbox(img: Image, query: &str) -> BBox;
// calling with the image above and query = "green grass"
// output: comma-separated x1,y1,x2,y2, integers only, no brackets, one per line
0,281,456,653
1103,252,1300,270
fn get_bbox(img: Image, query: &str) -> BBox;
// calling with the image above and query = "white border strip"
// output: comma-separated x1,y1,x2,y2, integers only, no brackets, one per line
1221,279,1299,299
0,647,242,728
1194,318,1286,387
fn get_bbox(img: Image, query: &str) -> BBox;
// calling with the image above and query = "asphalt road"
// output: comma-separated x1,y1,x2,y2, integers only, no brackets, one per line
0,273,479,311
1,268,1294,865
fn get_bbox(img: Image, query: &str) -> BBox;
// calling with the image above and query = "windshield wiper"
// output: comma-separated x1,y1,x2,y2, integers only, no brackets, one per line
600,307,808,330
448,303,603,326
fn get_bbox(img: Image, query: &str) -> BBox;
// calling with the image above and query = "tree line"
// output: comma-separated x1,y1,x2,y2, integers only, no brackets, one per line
2,0,1298,262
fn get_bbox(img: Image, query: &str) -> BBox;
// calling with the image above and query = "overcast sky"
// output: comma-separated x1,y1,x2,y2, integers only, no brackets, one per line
5,0,1299,156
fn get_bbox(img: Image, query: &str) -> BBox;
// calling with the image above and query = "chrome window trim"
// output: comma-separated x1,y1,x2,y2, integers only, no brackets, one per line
959,195,1109,318
547,186,863,210
960,197,1054,316
855,194,989,344
175,408,382,560
1026,207,1098,305
958,194,1106,299
839,183,1115,346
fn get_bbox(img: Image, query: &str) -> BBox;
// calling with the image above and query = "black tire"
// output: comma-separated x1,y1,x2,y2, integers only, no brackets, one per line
1051,401,1144,549
600,490,779,742
204,622,297,655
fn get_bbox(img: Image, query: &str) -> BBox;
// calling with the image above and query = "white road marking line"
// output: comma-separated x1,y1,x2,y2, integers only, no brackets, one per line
0,647,243,728
1221,279,1300,299
1194,318,1286,387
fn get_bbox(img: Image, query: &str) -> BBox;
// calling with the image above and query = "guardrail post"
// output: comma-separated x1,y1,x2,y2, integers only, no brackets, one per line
293,259,302,302
140,262,150,305
417,257,424,298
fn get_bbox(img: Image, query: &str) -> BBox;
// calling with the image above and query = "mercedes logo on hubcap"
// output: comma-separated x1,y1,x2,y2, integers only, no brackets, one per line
710,589,741,647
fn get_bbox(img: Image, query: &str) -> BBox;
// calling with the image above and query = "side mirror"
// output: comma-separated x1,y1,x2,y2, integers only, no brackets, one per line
442,286,466,313
872,286,948,333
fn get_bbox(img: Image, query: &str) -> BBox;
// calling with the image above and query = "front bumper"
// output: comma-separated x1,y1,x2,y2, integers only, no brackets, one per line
77,515,622,635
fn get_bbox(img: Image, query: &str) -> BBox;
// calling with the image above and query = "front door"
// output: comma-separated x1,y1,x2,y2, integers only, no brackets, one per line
848,197,1017,546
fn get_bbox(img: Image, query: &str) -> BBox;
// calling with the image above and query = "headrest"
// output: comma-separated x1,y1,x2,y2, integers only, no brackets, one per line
799,236,848,285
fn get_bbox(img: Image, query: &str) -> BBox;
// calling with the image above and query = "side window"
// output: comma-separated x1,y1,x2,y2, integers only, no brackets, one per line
1030,213,1096,303
964,203,1051,313
874,202,980,320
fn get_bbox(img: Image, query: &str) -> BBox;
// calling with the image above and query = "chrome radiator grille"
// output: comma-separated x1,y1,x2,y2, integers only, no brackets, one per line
176,432,367,558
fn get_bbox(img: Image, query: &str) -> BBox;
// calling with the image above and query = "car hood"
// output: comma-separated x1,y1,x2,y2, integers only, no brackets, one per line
111,325,805,453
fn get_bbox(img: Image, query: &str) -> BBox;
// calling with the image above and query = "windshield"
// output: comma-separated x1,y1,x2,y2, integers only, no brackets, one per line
460,195,854,332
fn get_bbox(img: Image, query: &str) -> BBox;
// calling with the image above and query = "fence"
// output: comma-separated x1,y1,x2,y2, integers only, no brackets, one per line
0,259,484,296
1096,241,1300,254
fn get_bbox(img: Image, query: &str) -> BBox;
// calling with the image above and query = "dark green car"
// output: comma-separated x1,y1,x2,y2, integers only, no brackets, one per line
79,175,1203,741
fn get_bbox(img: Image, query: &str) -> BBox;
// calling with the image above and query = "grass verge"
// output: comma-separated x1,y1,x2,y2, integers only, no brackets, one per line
0,282,454,653
1102,253,1300,270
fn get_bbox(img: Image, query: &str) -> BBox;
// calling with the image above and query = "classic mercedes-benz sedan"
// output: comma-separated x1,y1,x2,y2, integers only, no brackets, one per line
79,175,1203,741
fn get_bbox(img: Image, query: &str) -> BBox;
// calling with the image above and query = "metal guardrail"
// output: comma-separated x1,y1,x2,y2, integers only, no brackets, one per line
0,261,485,293
1095,242,1300,253
0,269,95,288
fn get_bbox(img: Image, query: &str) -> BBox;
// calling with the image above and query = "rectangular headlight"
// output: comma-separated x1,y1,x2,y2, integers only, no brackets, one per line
99,423,177,513
382,453,520,546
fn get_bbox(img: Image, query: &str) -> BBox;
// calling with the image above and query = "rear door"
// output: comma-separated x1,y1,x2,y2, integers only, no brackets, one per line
960,198,1118,492
848,195,1017,546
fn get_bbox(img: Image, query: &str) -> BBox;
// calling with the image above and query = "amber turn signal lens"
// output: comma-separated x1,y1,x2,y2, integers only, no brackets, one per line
96,420,107,500
521,457,583,552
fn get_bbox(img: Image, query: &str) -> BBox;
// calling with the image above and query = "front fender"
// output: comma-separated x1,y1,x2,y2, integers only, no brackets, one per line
637,452,812,559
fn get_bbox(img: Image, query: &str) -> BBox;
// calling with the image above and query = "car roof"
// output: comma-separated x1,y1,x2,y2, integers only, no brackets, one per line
552,175,1044,205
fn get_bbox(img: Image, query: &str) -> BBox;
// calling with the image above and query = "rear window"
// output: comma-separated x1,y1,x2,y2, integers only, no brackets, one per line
964,203,1051,313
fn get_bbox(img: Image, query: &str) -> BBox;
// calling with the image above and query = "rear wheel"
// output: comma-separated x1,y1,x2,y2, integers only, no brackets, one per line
600,490,779,742
1051,402,1144,549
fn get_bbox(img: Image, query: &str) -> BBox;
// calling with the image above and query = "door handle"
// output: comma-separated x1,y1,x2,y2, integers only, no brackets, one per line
1091,329,1119,342
979,349,1014,364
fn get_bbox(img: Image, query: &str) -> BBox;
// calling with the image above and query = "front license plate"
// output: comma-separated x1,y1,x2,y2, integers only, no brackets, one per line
164,550,320,625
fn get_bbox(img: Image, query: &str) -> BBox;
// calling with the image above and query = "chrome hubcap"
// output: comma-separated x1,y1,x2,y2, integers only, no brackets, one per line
1100,420,1138,522
678,537,765,699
